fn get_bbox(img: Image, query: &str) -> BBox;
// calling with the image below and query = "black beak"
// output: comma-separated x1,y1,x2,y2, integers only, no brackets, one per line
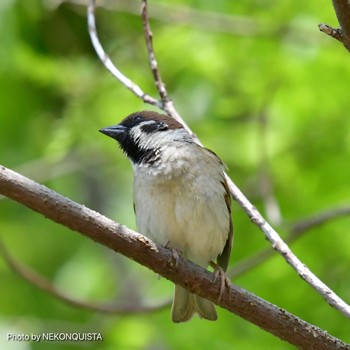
99,124,128,143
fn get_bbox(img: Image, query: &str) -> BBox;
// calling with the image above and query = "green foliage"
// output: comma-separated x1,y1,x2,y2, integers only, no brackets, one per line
0,0,349,349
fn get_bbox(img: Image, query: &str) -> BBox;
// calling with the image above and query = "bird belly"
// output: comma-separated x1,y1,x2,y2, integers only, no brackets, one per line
134,175,229,267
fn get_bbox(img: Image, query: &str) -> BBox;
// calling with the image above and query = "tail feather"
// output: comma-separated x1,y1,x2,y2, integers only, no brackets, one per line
171,285,193,322
193,295,217,321
171,285,217,323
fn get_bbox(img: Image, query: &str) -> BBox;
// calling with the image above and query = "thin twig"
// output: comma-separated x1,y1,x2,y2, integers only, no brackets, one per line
229,205,350,278
87,0,161,107
1,165,349,349
87,0,350,319
139,0,195,135
141,0,168,103
0,238,169,314
319,23,343,42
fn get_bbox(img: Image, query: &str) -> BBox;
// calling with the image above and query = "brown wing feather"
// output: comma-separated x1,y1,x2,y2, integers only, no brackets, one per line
217,178,233,272
202,147,233,271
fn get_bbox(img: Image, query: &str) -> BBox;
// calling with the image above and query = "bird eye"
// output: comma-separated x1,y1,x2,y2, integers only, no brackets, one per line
133,115,143,123
140,121,168,134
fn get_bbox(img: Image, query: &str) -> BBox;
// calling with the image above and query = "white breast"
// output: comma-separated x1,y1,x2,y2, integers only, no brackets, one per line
133,142,230,267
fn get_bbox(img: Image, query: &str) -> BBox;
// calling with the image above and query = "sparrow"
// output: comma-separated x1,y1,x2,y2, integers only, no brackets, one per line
99,111,233,322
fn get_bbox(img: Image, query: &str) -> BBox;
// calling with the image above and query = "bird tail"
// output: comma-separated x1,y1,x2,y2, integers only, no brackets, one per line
171,285,217,322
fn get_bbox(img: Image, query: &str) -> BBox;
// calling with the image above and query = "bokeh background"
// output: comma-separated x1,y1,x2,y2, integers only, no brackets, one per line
1,0,350,349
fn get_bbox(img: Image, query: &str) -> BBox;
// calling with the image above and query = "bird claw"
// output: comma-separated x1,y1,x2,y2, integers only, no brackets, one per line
165,241,182,268
210,261,231,303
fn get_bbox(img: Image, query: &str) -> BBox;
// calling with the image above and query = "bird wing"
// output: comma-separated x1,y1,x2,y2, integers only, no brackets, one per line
217,177,233,272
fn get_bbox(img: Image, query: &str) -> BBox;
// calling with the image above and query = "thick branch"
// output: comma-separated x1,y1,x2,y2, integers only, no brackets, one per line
332,0,350,48
0,165,349,349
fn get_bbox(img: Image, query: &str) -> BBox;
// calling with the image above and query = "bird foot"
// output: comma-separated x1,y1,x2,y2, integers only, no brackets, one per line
210,261,231,303
165,241,182,268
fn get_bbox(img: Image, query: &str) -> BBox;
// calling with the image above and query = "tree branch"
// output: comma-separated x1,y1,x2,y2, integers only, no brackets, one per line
319,0,350,52
0,165,349,349
141,0,168,104
87,0,350,318
319,23,343,43
86,0,160,107
4,198,348,315
229,205,350,278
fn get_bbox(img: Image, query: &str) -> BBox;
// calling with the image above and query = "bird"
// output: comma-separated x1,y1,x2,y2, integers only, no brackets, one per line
99,110,233,322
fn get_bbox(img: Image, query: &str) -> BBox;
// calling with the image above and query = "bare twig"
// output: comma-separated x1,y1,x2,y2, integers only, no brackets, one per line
319,0,350,52
141,0,168,103
139,0,195,135
0,238,169,314
0,165,349,349
319,23,343,42
229,205,350,278
87,0,350,318
87,0,160,107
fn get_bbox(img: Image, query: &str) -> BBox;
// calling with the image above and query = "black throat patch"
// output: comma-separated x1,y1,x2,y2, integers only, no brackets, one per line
119,136,160,165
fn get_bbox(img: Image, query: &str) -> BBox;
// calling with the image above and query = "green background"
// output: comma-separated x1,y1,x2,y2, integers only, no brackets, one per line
1,0,349,349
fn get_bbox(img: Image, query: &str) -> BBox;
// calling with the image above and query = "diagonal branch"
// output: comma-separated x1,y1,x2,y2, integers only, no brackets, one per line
229,205,350,278
0,165,349,349
87,0,350,318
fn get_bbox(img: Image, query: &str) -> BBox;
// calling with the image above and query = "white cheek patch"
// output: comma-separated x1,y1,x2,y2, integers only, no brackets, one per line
130,123,150,145
130,122,158,149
